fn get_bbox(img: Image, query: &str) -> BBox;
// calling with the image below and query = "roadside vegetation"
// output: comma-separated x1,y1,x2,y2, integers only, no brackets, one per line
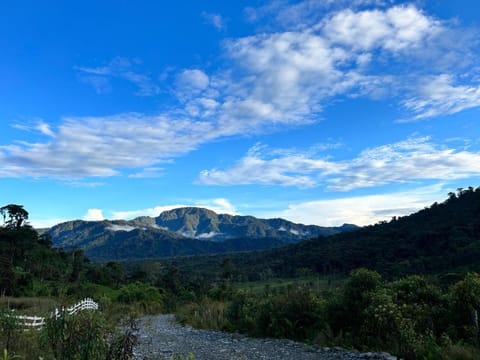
176,269,480,359
1,187,480,359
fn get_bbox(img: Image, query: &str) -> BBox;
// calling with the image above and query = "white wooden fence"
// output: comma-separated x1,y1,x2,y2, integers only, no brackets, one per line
15,315,45,329
13,297,98,330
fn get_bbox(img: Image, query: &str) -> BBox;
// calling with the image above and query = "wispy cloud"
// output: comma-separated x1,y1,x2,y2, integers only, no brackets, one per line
76,57,160,96
265,184,447,226
29,217,72,229
202,12,226,31
128,167,165,179
198,137,480,191
12,120,55,137
401,74,480,120
0,113,217,179
2,2,480,180
111,198,237,220
327,137,480,191
244,0,389,30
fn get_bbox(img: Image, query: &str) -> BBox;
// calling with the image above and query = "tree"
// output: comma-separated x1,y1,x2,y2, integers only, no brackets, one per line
221,257,234,281
449,273,480,338
0,204,29,229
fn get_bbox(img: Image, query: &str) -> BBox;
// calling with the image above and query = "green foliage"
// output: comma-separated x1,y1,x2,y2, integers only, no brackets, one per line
157,187,480,282
169,353,195,360
223,285,327,341
42,310,109,360
116,282,163,314
0,309,19,352
258,285,325,340
1,349,23,360
225,290,257,333
0,216,80,296
446,273,480,342
176,269,480,359
0,203,130,299
440,343,480,360
177,299,227,330
106,317,138,360
0,204,29,230
360,288,419,357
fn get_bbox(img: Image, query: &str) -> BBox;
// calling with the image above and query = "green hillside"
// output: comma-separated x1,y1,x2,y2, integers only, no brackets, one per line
154,187,480,282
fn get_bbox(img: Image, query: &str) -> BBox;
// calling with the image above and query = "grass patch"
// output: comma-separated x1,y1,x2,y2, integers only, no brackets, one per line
0,297,58,316
233,275,345,294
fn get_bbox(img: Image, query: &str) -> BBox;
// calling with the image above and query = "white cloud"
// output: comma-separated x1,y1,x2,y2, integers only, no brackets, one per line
322,5,441,52
76,57,160,96
107,224,136,232
245,0,388,30
266,184,447,226
83,208,104,221
111,198,238,220
0,113,216,178
205,198,238,214
196,231,220,239
3,3,480,180
29,217,71,229
198,151,331,188
402,74,480,120
202,12,226,30
217,3,476,128
12,120,55,137
175,69,210,99
36,122,55,137
128,167,165,179
78,75,111,94
198,138,480,190
327,137,480,191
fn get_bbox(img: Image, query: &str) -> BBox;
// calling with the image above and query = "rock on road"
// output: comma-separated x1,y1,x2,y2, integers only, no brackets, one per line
133,314,397,360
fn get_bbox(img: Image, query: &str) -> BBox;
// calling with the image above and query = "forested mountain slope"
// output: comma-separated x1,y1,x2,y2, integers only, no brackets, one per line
158,187,480,281
47,207,356,260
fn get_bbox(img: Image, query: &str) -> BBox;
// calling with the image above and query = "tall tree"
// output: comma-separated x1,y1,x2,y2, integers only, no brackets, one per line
0,204,29,229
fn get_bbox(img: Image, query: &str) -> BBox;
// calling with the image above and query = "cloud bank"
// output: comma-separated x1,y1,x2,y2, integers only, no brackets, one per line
198,137,480,190
2,2,480,182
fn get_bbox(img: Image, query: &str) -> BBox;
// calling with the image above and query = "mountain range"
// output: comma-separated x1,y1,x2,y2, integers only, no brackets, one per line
47,207,357,260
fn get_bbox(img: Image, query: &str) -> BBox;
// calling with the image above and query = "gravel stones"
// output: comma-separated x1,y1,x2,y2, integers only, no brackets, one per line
133,314,397,360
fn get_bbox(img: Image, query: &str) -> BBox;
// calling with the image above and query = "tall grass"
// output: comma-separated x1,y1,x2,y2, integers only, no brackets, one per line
176,299,227,330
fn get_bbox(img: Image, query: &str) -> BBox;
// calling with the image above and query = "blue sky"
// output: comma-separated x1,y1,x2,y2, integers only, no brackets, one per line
1,0,480,228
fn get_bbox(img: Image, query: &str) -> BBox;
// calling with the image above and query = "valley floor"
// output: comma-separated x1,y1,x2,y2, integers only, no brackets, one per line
133,314,396,360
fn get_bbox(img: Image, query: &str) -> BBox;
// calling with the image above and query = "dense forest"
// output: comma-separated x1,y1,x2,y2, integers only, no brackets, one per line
1,187,480,359
150,186,480,284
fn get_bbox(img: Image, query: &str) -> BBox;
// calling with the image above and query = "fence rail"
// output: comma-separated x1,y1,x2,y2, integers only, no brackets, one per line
16,315,45,330
66,297,98,315
13,298,98,330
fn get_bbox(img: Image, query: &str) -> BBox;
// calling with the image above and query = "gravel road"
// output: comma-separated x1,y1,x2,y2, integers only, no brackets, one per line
133,314,397,360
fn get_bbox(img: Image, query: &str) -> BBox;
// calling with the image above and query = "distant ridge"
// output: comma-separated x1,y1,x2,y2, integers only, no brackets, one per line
47,207,357,260
176,187,480,279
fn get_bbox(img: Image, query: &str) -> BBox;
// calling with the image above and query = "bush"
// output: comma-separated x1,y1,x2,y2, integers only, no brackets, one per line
41,310,109,360
116,282,163,314
176,299,227,330
255,285,325,340
225,290,257,333
0,309,19,352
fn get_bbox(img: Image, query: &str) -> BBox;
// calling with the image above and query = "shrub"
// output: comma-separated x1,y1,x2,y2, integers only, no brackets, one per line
255,285,325,340
116,282,163,314
176,299,226,330
41,310,109,360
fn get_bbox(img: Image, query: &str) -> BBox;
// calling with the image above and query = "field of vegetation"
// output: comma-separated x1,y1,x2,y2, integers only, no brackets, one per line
1,187,480,359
